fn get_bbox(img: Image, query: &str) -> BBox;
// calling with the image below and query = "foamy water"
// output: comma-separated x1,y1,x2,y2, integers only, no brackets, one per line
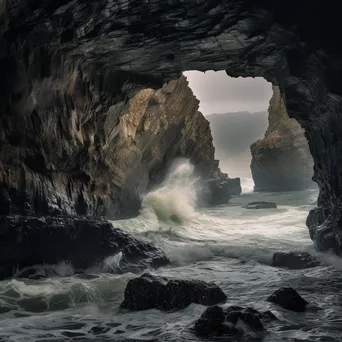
0,161,341,341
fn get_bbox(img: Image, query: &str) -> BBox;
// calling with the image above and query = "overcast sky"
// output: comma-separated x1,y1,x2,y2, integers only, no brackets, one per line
183,71,272,115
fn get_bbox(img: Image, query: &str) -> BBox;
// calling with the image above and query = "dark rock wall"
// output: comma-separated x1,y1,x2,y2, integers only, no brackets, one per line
0,61,228,218
250,86,315,191
1,0,342,252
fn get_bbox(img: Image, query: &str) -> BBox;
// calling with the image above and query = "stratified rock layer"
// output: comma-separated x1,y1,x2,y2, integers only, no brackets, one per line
1,1,342,253
0,72,233,218
251,86,315,191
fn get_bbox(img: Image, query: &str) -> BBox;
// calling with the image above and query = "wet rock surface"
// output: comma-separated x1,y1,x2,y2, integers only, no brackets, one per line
120,273,227,311
0,73,228,219
0,1,342,252
272,251,320,269
194,305,277,337
198,174,241,206
251,86,315,192
243,201,277,209
267,287,308,312
0,216,170,280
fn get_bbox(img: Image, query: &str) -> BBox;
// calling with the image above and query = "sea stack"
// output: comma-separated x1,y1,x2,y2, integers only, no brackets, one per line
250,86,315,192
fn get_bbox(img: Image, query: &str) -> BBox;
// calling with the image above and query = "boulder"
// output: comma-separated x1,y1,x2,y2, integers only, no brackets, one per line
267,287,308,312
0,215,170,280
272,251,320,269
120,273,227,311
194,305,276,337
243,201,277,209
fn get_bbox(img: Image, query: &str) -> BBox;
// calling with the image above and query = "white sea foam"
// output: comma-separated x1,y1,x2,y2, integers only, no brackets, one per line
141,158,199,224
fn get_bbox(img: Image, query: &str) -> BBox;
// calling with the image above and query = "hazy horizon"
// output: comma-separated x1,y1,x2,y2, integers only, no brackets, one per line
184,71,271,180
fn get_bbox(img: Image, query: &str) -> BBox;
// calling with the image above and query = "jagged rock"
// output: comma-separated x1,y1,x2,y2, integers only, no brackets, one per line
0,72,230,219
267,287,308,312
198,176,241,206
194,305,276,337
120,273,227,311
0,216,170,280
1,1,342,253
272,252,320,269
226,178,242,196
243,201,277,209
251,86,315,192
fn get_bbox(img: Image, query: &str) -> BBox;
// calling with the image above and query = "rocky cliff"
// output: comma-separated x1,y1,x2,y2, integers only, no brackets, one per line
250,86,315,191
1,0,342,253
0,70,236,218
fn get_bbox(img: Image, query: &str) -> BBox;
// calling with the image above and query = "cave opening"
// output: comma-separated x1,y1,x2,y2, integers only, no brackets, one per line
184,71,315,194
2,1,342,339
185,70,270,191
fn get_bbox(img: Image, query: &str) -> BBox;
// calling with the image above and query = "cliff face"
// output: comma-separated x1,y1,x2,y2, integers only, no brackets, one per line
1,0,342,253
0,70,231,218
250,86,315,191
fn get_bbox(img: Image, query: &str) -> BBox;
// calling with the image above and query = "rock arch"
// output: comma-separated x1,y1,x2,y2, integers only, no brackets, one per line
1,0,341,252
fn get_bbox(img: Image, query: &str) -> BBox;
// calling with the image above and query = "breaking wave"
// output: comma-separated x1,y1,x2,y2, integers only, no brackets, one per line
141,158,199,224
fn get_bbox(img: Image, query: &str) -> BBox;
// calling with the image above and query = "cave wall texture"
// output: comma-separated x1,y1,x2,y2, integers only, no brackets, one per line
0,64,226,218
0,0,342,253
251,86,315,192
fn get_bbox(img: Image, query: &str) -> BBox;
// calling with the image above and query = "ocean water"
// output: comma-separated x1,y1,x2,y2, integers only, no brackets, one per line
0,161,341,341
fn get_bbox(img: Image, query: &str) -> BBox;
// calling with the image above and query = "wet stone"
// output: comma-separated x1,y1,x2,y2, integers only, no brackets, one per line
267,287,308,312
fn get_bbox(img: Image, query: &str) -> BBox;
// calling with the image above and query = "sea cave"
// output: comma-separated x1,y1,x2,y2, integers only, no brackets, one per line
0,0,342,340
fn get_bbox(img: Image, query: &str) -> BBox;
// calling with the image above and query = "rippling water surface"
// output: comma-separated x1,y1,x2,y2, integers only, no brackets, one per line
0,162,341,341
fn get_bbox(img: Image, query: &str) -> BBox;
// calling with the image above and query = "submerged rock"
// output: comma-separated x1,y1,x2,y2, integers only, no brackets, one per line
243,201,277,209
120,273,227,311
194,305,276,337
0,215,170,280
267,287,308,312
198,175,241,206
272,252,320,269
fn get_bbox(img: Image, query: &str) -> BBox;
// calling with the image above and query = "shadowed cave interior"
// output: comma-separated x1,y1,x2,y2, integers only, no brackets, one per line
1,1,342,340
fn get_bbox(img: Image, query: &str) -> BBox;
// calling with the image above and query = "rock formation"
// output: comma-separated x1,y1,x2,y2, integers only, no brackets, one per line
0,215,170,280
272,251,320,269
1,1,342,253
120,273,227,311
250,86,315,191
267,287,309,312
0,70,237,219
194,305,276,337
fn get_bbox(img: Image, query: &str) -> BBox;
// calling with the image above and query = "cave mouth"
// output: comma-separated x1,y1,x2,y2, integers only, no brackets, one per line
184,71,270,184
184,71,315,194
2,2,342,339
1,0,341,257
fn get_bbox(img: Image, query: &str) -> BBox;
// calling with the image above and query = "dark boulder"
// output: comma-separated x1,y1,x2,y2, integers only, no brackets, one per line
0,215,170,280
194,305,275,337
243,201,277,209
194,306,238,337
267,287,308,312
198,173,242,207
272,251,320,269
120,273,227,311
